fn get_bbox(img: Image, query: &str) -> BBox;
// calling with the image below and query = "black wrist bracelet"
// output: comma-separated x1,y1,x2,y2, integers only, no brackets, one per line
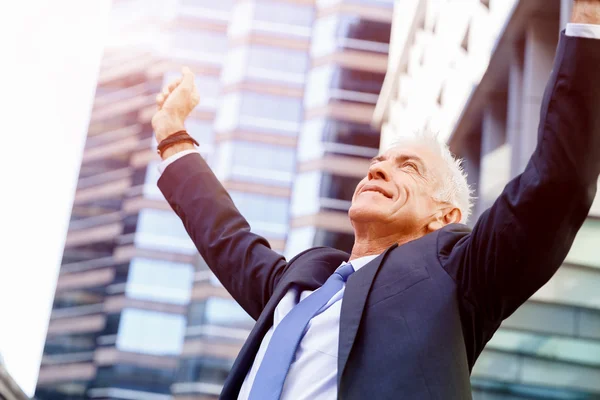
157,130,199,156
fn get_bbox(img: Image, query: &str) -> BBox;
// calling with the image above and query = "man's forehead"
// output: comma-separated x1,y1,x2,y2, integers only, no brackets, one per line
381,142,437,161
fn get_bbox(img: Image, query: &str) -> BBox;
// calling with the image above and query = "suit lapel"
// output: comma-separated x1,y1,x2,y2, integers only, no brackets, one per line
337,244,398,384
220,280,289,398
221,257,343,398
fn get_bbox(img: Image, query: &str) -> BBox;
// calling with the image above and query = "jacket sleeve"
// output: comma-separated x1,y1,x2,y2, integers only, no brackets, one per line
440,33,600,335
158,152,288,320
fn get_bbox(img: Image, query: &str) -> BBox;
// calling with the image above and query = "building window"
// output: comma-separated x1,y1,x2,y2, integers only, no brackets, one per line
116,309,186,356
215,92,302,135
222,45,308,85
52,290,103,309
187,119,214,146
298,119,381,162
229,1,313,37
125,258,194,305
180,0,234,12
290,171,321,217
311,15,391,57
253,1,313,27
305,65,385,107
315,229,354,253
44,333,97,355
321,173,361,203
285,227,316,259
188,297,254,329
228,191,289,237
134,209,196,254
171,29,228,62
291,172,358,216
177,357,233,385
565,218,600,269
95,363,176,394
215,141,296,186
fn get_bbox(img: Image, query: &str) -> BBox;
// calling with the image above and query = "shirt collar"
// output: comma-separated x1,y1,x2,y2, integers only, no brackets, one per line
340,254,379,272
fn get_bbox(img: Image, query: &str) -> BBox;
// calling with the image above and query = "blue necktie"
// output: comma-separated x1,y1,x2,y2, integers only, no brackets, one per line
248,263,355,400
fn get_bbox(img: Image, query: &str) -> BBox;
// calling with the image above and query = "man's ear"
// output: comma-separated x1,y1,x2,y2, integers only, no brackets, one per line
443,207,462,225
427,207,462,233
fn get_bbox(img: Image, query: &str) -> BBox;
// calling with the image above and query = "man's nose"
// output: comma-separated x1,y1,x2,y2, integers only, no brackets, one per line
368,162,389,181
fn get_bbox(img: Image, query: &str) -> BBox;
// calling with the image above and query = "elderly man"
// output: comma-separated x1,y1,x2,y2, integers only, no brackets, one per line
151,2,600,399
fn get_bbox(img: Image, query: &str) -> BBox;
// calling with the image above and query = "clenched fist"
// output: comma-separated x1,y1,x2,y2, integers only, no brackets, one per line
151,66,200,143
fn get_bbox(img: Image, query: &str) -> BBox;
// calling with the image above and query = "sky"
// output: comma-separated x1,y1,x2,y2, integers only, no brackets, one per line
0,0,112,395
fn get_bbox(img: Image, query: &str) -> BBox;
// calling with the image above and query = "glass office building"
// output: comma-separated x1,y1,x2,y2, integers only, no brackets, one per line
35,0,392,399
286,0,392,257
374,0,600,398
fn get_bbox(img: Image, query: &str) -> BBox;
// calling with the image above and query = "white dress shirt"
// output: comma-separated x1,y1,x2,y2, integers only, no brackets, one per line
237,255,378,400
157,22,600,399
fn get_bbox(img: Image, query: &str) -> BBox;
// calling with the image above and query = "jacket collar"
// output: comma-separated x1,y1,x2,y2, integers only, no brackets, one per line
338,243,398,385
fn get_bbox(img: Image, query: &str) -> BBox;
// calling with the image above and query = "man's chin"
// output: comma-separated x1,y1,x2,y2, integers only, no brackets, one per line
348,205,387,223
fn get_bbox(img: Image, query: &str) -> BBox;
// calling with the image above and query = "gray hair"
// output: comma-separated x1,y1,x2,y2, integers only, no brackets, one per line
389,130,473,224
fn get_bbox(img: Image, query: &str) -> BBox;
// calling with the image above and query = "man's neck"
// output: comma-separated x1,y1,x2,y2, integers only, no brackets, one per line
349,231,422,261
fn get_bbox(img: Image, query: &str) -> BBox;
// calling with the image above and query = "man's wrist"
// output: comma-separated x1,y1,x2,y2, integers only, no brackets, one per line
572,0,600,24
159,142,196,160
152,111,185,142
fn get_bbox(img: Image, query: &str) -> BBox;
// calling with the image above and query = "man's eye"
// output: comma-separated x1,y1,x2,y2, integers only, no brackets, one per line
403,162,418,171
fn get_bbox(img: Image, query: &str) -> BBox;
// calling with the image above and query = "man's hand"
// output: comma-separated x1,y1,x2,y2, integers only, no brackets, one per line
151,66,200,144
572,0,600,24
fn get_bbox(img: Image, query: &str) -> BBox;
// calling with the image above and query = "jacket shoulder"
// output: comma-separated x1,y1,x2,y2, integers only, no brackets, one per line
436,223,472,264
287,246,350,266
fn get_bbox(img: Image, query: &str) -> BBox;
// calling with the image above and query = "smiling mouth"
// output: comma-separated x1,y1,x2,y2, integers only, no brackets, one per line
361,188,392,199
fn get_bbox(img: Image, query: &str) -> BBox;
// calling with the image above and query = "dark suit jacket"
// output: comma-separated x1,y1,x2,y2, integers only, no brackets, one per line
158,33,600,399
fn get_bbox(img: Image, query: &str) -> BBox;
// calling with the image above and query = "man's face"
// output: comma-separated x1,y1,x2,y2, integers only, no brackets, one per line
349,143,446,234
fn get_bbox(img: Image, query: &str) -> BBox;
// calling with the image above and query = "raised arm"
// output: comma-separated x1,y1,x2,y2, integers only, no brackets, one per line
152,68,288,320
439,4,600,353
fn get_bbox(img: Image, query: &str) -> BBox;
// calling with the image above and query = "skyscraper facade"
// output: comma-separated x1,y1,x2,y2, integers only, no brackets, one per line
35,0,391,399
286,0,392,257
374,0,600,398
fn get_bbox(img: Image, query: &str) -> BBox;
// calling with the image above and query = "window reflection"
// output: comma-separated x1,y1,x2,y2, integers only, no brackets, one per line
53,290,103,309
96,363,176,394
180,0,234,11
311,15,391,57
253,1,313,27
216,141,296,186
186,119,214,146
134,209,196,254
565,219,600,269
290,172,360,216
126,258,194,305
306,65,385,100
116,309,186,356
171,29,228,62
177,356,233,385
298,119,381,161
285,227,317,260
290,172,321,217
487,328,600,367
315,229,354,253
321,173,361,203
229,191,289,237
222,45,308,85
44,333,96,355
188,297,254,329
215,92,302,135
230,1,313,37
305,65,385,107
